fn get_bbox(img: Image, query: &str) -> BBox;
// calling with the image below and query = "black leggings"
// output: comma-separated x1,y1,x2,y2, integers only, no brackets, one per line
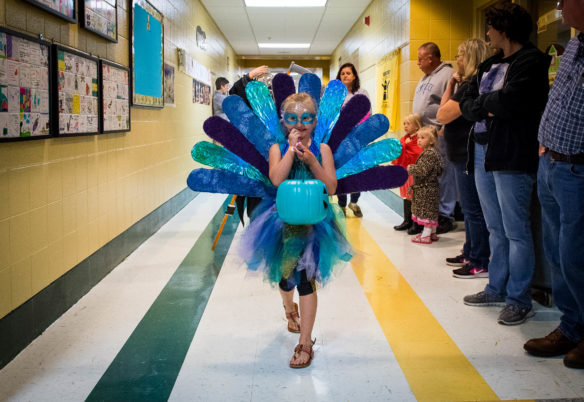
279,270,315,296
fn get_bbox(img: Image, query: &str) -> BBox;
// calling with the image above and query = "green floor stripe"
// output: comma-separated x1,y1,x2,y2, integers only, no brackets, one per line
87,196,239,401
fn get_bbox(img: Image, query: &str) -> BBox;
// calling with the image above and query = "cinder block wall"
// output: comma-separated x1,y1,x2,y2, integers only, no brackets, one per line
0,0,237,319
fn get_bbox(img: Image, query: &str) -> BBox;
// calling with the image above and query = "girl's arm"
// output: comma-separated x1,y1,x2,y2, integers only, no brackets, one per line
293,142,337,194
269,143,295,186
407,152,432,178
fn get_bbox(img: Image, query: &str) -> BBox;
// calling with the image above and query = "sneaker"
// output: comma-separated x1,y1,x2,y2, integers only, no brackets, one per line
452,264,488,279
348,202,363,218
463,291,505,307
524,328,578,357
498,304,535,325
446,254,469,267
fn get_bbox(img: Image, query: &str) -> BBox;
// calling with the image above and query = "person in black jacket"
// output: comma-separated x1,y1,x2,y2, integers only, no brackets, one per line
228,66,269,224
458,3,551,325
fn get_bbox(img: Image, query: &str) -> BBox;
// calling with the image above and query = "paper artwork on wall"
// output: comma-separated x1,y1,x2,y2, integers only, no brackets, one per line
177,48,211,85
164,63,175,106
0,27,51,142
100,60,130,132
23,0,76,23
192,79,210,105
54,46,99,136
131,0,164,108
81,0,118,42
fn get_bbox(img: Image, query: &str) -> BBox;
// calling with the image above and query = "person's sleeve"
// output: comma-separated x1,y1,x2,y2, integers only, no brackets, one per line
408,152,431,177
460,73,489,122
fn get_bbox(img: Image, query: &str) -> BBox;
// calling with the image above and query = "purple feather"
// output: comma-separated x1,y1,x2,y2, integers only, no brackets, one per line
336,165,408,195
203,116,269,177
272,73,295,117
328,94,371,153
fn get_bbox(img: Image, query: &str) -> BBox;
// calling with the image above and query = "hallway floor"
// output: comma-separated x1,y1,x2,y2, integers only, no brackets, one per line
1,193,583,401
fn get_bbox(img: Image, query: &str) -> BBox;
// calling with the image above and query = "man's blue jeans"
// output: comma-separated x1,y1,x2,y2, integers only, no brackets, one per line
452,161,490,269
474,143,535,308
538,152,584,343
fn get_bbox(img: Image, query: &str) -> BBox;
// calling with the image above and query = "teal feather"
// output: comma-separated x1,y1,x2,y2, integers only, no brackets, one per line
336,138,403,179
191,141,273,187
245,81,285,143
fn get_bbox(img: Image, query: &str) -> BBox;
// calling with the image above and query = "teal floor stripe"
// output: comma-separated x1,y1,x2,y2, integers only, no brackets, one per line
87,196,239,401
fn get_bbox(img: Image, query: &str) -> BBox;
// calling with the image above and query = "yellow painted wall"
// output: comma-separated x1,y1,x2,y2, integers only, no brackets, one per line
0,0,237,319
330,0,474,137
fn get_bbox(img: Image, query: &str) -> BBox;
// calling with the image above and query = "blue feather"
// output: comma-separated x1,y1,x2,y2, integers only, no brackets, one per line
333,114,390,168
298,73,322,107
187,169,276,198
222,95,276,160
313,80,346,145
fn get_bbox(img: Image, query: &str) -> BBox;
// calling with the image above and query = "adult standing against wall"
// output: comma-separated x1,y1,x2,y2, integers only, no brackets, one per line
412,42,455,235
213,77,230,121
524,0,584,369
336,62,371,218
437,38,491,279
459,3,551,325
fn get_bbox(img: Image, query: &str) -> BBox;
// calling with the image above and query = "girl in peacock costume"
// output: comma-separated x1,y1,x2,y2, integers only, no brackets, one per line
187,73,407,368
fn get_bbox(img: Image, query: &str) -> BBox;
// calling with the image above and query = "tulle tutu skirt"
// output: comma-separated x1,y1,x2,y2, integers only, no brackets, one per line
239,198,354,288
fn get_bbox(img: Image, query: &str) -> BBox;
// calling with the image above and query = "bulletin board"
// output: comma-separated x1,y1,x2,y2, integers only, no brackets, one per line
80,0,118,42
23,0,76,23
52,45,99,136
0,27,52,142
100,59,130,133
130,0,164,108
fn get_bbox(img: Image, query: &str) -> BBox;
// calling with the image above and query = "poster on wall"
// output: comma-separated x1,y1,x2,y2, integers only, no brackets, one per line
192,79,210,105
53,45,99,136
131,0,164,108
0,27,52,142
376,50,400,132
177,48,211,85
100,60,130,133
23,0,76,23
80,0,118,42
163,63,175,106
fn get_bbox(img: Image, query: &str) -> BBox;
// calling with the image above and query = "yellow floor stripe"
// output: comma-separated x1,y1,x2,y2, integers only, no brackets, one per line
347,218,500,401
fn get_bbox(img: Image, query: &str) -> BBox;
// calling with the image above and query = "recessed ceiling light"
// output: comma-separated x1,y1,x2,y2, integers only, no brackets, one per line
245,0,326,7
258,43,310,48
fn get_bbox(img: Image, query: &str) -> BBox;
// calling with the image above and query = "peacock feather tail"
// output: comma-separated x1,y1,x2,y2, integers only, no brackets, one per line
187,73,408,197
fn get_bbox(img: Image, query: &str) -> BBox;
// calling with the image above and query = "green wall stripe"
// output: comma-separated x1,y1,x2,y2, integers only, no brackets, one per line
86,196,239,401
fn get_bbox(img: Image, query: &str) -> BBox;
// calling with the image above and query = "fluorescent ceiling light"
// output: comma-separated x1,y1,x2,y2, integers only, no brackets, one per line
245,0,326,7
258,43,310,48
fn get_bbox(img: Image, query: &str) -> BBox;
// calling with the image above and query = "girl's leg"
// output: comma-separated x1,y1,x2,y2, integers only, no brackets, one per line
290,292,317,366
422,226,432,238
279,281,300,332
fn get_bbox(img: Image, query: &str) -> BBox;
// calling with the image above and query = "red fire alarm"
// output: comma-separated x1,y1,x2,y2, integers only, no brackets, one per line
363,16,370,26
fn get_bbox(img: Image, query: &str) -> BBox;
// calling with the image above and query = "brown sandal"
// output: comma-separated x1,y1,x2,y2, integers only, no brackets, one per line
289,339,315,369
284,302,301,333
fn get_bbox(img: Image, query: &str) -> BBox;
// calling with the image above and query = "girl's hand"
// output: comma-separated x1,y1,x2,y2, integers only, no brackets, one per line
288,129,301,148
407,165,414,173
294,142,317,166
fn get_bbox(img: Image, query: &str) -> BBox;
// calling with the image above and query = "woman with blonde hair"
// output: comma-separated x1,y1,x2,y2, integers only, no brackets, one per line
437,38,491,278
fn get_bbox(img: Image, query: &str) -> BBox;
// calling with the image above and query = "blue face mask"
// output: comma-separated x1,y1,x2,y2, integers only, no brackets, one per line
284,112,316,125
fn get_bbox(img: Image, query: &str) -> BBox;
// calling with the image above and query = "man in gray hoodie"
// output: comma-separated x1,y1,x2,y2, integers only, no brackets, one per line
412,42,456,235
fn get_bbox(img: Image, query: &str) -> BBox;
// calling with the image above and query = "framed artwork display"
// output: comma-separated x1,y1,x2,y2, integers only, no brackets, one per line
0,27,52,142
80,0,118,42
100,60,130,133
52,45,99,136
23,0,76,23
130,0,164,108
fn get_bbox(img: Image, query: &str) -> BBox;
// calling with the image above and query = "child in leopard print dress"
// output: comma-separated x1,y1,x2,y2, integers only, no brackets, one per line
407,126,444,244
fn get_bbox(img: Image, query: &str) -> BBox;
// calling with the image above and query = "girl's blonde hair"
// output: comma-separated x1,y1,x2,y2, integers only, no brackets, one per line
280,92,317,116
458,38,492,81
404,113,422,131
417,125,438,147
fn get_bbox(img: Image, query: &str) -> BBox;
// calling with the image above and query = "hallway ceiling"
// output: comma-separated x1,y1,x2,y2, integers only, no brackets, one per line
201,0,372,56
